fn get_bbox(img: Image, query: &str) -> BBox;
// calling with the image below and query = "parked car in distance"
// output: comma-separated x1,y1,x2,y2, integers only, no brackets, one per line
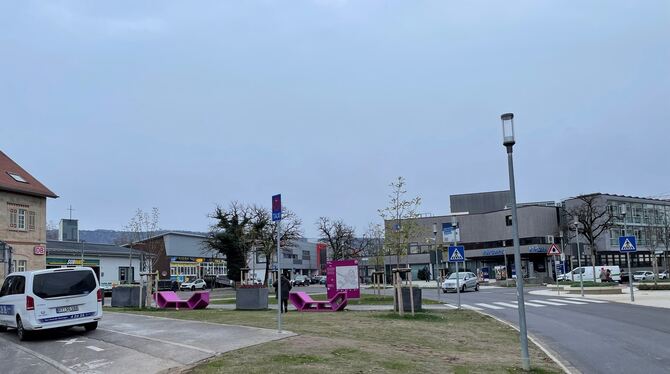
292,275,309,287
310,275,324,284
156,280,178,292
442,272,479,293
633,271,655,281
319,276,327,285
0,267,103,341
100,281,114,296
180,279,207,291
215,275,233,288
557,266,621,283
659,271,669,280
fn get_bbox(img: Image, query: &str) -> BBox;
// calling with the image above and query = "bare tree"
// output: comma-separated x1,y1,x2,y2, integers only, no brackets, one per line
644,226,661,285
377,176,423,268
364,223,386,271
565,195,616,283
659,210,670,273
248,205,302,286
125,208,161,274
316,217,366,260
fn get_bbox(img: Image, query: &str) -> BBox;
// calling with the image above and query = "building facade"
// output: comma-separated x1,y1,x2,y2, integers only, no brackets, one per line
384,191,561,282
0,151,57,280
248,238,319,283
131,232,225,283
564,193,670,271
46,240,146,285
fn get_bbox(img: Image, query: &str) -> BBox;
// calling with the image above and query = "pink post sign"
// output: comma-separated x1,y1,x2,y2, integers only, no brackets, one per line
326,259,360,299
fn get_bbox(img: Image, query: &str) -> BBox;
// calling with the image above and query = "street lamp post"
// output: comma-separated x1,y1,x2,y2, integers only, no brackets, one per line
433,223,440,302
80,240,85,264
500,113,530,371
574,220,584,297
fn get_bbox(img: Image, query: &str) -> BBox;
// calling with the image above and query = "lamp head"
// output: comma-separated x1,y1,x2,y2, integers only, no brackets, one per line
500,112,515,147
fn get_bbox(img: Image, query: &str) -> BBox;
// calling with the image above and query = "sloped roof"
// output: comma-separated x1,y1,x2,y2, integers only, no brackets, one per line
0,151,58,198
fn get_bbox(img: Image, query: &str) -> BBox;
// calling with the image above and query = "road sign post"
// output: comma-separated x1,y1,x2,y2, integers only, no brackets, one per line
619,235,637,302
547,244,561,295
448,245,465,309
272,194,282,332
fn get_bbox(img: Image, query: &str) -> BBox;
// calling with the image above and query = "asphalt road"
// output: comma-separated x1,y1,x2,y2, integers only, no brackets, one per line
0,311,293,374
382,285,670,374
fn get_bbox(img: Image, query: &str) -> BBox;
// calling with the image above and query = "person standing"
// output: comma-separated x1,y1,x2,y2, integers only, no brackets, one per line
273,273,292,313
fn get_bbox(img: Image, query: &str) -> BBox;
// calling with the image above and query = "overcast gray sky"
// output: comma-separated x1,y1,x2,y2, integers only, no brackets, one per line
2,1,668,237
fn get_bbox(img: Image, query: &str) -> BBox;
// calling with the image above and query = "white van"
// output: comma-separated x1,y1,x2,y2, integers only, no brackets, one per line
557,266,621,283
0,267,103,340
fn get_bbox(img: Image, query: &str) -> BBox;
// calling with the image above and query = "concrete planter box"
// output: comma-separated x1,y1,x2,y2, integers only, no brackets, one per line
111,286,146,308
236,287,269,310
566,287,622,295
394,287,422,312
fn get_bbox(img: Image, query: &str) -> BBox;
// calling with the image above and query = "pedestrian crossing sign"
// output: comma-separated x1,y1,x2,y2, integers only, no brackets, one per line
619,236,637,253
547,244,561,255
448,246,465,263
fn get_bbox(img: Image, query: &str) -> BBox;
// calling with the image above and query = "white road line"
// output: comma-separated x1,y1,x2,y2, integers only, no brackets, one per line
520,301,546,307
493,302,518,309
0,334,76,374
86,346,105,352
442,303,458,309
566,297,608,304
98,328,216,354
475,303,505,310
461,304,483,311
530,300,568,306
548,298,587,305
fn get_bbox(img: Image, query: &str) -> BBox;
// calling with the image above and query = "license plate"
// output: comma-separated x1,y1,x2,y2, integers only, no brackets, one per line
56,305,79,314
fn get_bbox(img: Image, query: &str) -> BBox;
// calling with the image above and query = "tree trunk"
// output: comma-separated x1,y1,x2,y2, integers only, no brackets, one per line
263,258,271,287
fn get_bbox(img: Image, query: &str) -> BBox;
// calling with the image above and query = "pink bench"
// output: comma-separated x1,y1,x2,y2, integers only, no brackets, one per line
155,291,209,310
288,291,347,312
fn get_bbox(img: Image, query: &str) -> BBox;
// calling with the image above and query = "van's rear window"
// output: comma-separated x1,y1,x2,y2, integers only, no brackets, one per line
33,270,97,299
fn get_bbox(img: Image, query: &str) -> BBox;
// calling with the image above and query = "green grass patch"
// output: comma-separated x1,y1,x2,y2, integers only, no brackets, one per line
108,308,561,374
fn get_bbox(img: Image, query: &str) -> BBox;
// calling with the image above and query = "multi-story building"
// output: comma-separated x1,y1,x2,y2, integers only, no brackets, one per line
0,151,57,280
563,193,670,271
383,191,561,282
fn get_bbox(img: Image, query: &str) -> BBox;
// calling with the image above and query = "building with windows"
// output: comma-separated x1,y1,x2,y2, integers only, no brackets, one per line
563,193,670,271
248,238,319,283
384,191,561,282
45,240,146,285
0,151,58,280
130,232,225,283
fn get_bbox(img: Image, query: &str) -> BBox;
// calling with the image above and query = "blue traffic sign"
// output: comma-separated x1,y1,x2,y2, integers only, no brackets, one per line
448,246,465,263
619,236,637,253
272,194,282,221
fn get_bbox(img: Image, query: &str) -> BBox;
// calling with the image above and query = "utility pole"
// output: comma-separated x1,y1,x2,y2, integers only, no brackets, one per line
452,216,460,310
574,219,584,297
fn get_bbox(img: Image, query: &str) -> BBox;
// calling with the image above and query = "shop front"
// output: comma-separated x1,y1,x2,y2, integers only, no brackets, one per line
169,256,226,283
46,257,101,279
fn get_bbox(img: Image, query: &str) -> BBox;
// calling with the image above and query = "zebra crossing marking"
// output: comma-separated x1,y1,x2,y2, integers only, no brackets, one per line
461,304,483,311
566,297,608,304
493,302,518,309
548,298,587,305
529,300,567,306
518,301,546,307
443,303,458,309
475,303,505,310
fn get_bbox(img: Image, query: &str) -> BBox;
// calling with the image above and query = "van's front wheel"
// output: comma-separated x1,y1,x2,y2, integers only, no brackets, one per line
84,322,98,332
16,317,30,341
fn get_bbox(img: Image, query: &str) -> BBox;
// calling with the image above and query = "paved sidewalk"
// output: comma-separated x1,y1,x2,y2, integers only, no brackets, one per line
530,288,670,309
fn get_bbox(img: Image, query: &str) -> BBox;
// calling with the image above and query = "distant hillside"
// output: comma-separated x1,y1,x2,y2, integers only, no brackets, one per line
46,229,208,245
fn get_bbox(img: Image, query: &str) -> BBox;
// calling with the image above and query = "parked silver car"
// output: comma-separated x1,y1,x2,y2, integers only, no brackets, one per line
442,272,479,293
632,271,654,281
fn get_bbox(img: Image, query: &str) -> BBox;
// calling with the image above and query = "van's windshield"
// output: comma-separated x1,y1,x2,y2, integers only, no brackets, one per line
33,270,97,299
